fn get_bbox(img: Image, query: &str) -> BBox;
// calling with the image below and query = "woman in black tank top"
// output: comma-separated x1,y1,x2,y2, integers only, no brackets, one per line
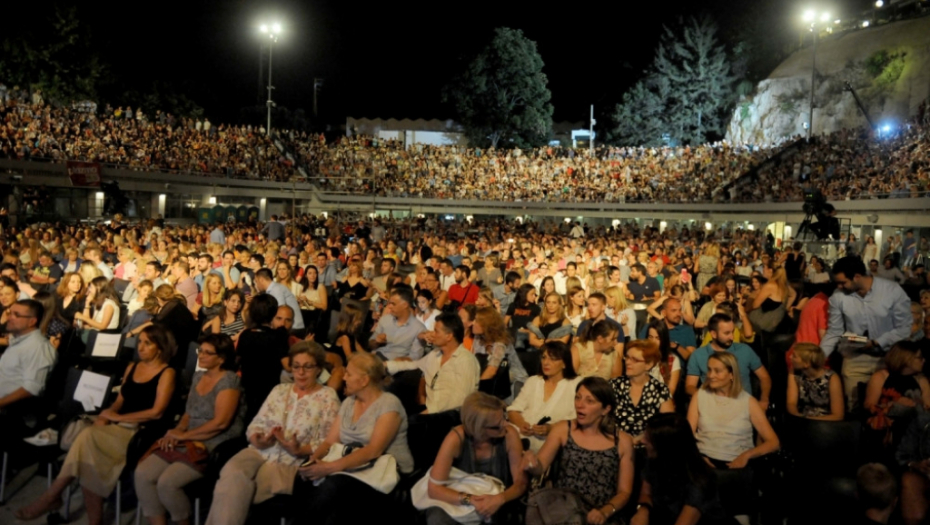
15,325,177,522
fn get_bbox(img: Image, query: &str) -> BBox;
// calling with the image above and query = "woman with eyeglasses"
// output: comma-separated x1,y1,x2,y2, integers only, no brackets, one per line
205,341,340,525
135,333,245,525
609,340,674,445
421,392,528,524
522,377,635,525
15,325,177,523
293,352,414,524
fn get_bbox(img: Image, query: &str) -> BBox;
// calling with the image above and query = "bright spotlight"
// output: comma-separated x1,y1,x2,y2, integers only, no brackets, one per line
862,20,870,27
803,9,816,22
820,12,831,22
259,24,268,33
834,19,841,24
882,125,891,133
272,23,282,34
875,0,884,7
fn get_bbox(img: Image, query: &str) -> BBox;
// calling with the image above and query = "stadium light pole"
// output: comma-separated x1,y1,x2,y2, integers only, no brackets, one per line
259,23,282,137
803,10,833,142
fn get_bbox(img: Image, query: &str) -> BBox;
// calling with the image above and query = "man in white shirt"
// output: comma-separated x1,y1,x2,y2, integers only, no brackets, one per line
83,247,113,281
438,259,456,292
386,313,479,414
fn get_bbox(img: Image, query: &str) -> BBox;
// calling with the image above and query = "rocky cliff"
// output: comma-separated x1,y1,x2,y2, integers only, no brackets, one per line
726,16,930,146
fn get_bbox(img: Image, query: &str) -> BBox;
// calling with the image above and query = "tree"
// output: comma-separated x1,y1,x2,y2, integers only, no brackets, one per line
443,28,553,148
653,15,735,144
0,6,105,104
611,15,735,146
612,74,672,147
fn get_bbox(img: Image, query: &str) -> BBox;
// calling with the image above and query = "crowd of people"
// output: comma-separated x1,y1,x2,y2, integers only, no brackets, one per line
0,212,927,525
730,125,930,203
0,83,295,181
3,80,928,205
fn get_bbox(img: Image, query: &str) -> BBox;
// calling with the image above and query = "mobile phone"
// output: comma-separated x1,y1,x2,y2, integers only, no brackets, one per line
536,416,551,425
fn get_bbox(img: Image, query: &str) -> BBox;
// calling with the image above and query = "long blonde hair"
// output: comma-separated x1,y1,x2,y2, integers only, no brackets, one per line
702,352,743,398
604,285,629,312
202,273,225,308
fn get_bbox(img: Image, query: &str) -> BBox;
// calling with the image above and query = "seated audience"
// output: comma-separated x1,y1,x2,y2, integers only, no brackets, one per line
73,276,120,332
389,312,480,414
610,340,674,444
643,318,682,396
687,352,779,469
206,342,340,525
856,463,897,525
472,306,529,399
15,325,176,523
865,341,930,450
522,377,634,525
527,292,572,349
573,320,623,380
422,392,527,525
293,353,414,524
507,341,581,452
786,343,844,421
202,288,246,341
632,413,733,525
55,271,86,324
135,333,244,525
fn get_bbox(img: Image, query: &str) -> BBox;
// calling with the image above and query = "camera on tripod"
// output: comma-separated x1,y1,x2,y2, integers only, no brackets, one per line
799,188,839,240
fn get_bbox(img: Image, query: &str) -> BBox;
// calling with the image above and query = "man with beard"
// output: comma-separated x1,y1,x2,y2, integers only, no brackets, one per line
685,313,771,409
821,256,912,409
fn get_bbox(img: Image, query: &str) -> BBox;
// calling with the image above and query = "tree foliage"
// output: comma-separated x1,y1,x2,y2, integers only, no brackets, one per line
443,28,554,149
612,15,735,146
0,6,105,104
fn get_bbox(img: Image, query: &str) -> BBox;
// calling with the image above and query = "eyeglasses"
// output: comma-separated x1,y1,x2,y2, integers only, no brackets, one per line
624,355,646,364
196,347,217,356
9,311,35,319
292,364,319,372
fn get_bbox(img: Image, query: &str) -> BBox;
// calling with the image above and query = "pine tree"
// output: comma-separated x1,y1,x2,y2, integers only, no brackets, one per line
443,28,554,148
611,15,735,146
654,16,735,144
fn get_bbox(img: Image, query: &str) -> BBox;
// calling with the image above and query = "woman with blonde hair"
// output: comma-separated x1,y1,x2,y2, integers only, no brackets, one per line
421,392,527,524
114,247,138,281
749,266,795,332
604,285,636,342
527,292,572,350
787,343,843,421
293,352,414,524
696,243,720,293
197,273,226,322
337,260,371,301
275,260,302,298
688,352,779,469
79,261,103,288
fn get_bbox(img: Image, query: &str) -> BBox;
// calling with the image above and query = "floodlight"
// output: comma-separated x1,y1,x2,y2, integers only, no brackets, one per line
272,23,282,34
876,0,883,7
820,12,831,22
259,24,268,33
803,9,816,22
862,20,870,27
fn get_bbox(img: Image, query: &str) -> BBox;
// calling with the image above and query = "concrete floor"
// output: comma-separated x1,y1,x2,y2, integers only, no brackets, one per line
0,465,138,525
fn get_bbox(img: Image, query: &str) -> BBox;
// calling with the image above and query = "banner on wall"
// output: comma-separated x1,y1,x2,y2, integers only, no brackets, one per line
66,161,102,187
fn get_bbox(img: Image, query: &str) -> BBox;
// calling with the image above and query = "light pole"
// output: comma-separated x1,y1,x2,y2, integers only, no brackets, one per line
802,10,836,142
259,23,282,137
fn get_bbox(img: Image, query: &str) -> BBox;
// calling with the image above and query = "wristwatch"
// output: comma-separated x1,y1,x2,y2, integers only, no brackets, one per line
460,492,472,506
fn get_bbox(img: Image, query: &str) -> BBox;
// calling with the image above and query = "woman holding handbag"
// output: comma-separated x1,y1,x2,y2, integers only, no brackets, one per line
522,377,634,525
293,352,414,524
134,333,245,525
15,325,177,523
419,391,528,524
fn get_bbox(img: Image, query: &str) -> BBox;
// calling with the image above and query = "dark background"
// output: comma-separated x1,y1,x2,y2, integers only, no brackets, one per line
3,0,878,126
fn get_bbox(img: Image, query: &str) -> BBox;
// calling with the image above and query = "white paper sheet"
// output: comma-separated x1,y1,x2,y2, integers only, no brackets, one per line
91,333,122,358
74,370,110,409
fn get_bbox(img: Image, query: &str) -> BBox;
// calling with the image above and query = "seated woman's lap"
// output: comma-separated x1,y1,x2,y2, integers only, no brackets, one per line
291,475,396,525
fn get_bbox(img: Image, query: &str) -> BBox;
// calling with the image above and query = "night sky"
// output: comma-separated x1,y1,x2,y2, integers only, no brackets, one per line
9,0,878,125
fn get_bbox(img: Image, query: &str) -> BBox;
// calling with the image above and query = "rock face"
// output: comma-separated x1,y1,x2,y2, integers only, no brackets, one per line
727,17,930,146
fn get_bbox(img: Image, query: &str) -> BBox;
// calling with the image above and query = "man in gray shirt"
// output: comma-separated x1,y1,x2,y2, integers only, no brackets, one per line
822,256,912,409
369,286,426,361
0,300,56,450
260,215,285,242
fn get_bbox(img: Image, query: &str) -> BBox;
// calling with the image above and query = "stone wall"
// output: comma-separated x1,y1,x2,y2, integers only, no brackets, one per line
727,16,930,146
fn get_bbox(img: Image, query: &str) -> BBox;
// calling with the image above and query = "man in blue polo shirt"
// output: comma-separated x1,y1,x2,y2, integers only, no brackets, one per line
685,313,772,409
638,297,697,360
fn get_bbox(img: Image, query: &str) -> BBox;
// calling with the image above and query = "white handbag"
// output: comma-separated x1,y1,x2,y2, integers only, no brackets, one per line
411,466,506,524
318,442,400,494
